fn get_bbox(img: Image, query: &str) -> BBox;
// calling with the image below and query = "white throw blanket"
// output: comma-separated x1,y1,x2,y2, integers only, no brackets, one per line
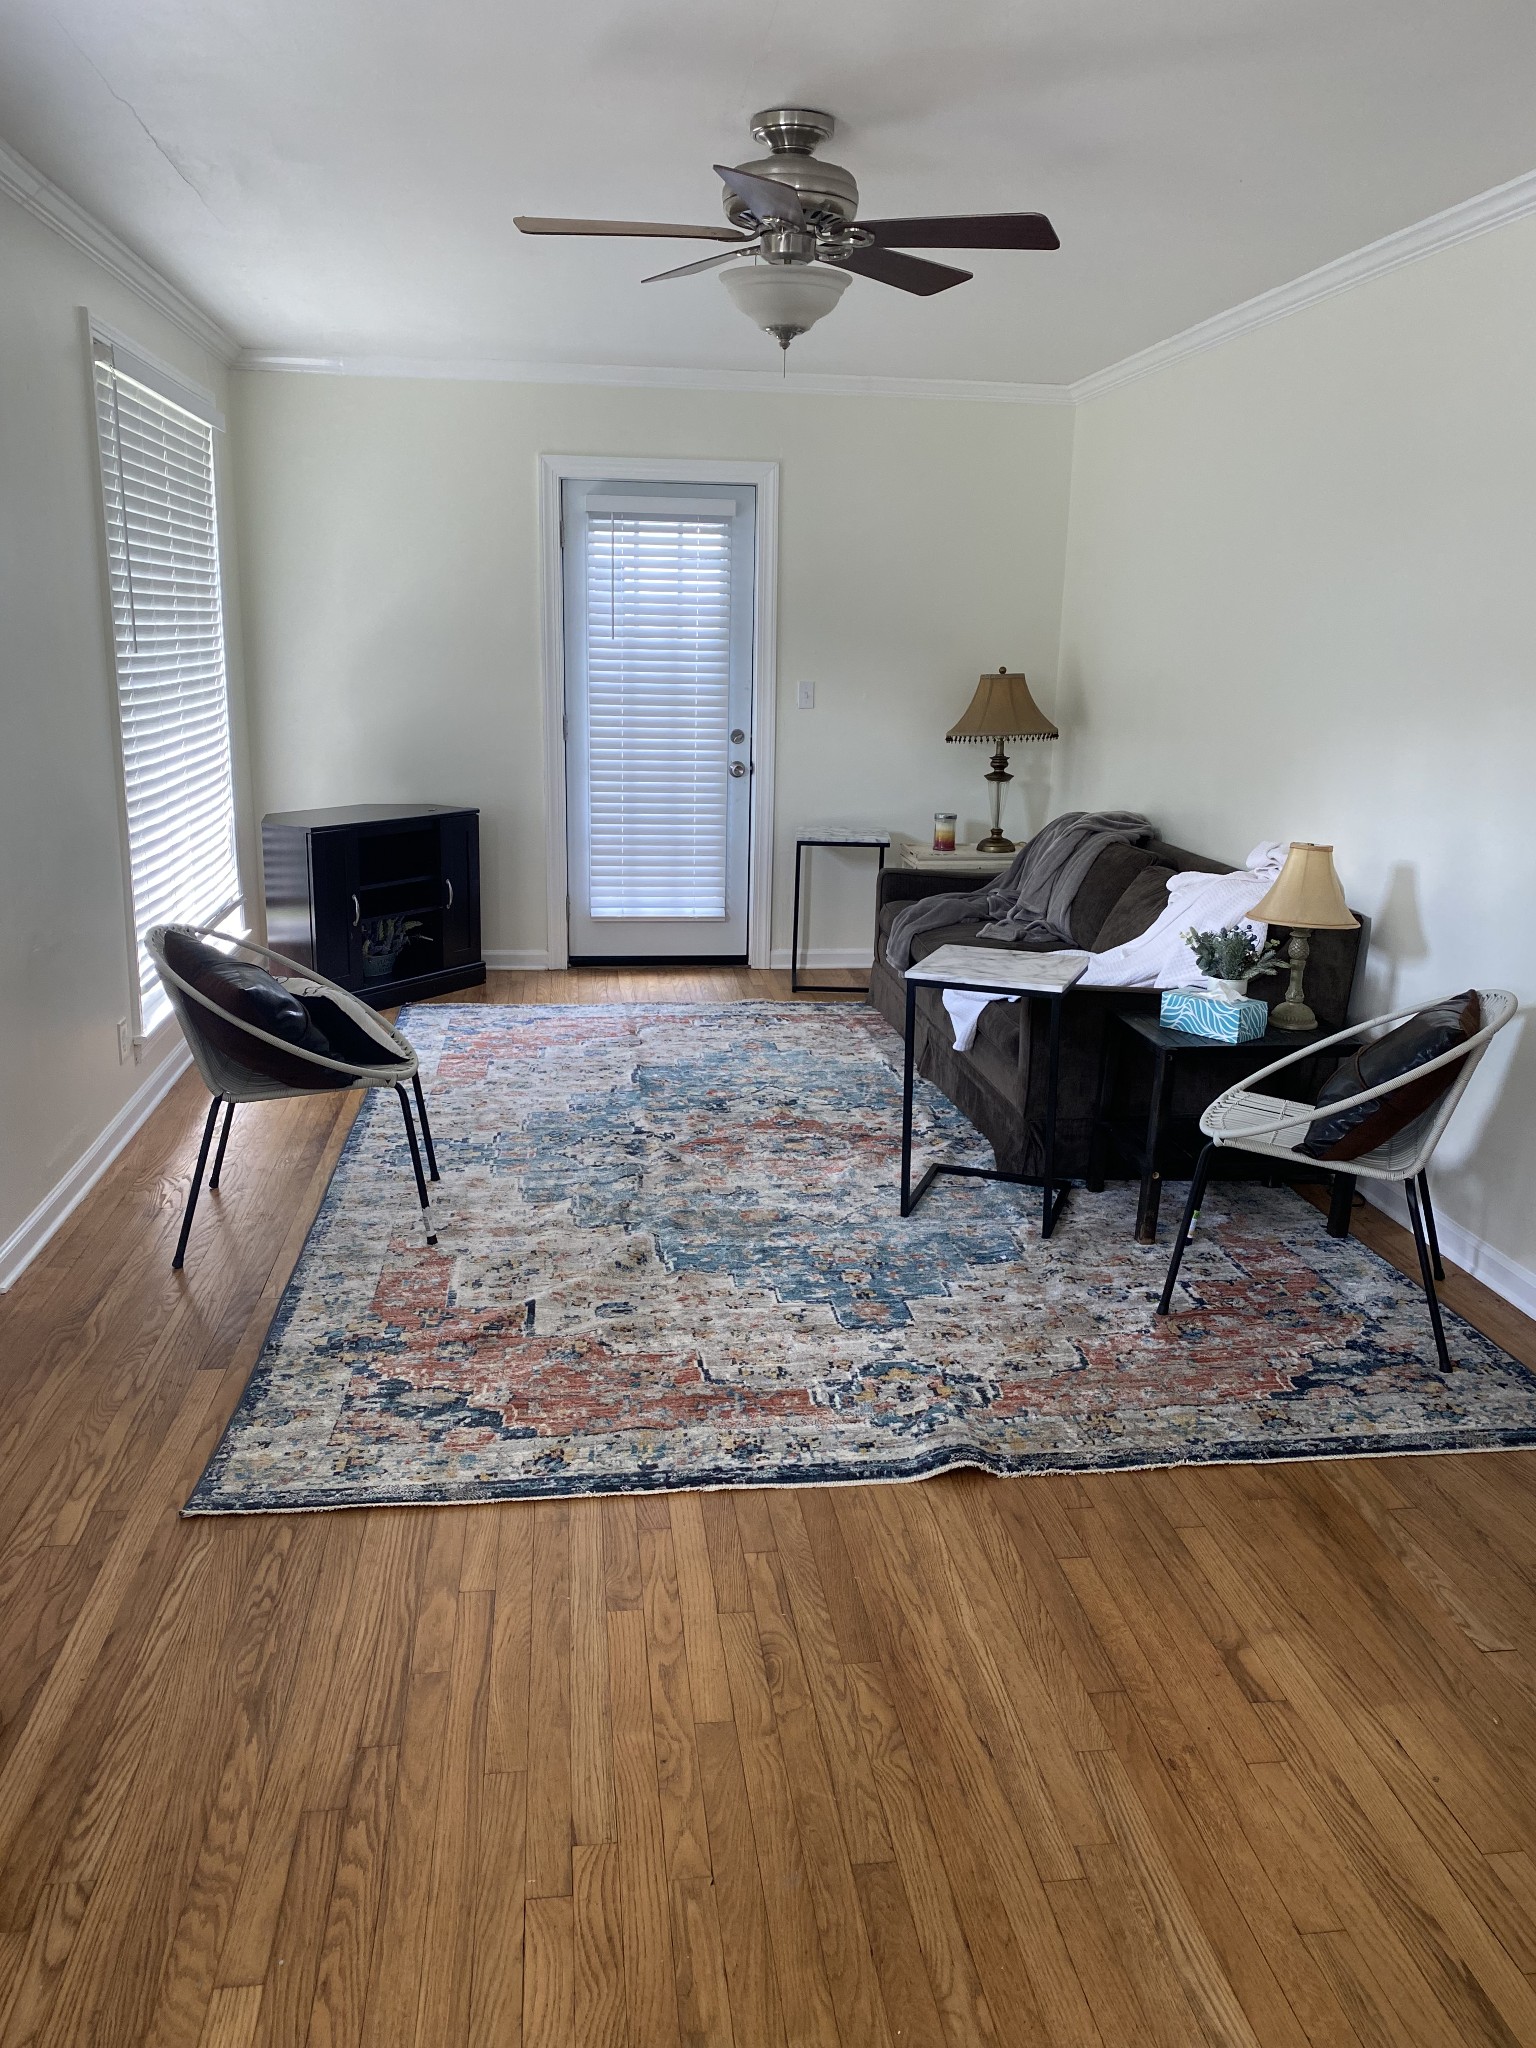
941,841,1288,1051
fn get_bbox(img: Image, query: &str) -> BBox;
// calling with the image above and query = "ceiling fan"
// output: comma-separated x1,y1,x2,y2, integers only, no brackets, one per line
514,107,1059,355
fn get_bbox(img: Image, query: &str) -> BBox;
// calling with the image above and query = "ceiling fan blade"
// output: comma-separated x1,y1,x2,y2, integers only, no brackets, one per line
514,216,753,243
828,246,972,296
861,212,1060,252
643,246,760,283
713,164,806,227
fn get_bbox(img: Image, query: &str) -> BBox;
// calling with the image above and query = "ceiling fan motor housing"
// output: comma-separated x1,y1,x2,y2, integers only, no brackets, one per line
724,106,860,234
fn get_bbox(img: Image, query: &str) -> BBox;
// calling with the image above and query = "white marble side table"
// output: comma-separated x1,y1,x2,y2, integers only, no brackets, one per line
901,943,1089,1238
792,827,892,994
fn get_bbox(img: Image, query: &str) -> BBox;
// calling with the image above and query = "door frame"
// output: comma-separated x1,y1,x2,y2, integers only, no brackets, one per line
538,453,779,970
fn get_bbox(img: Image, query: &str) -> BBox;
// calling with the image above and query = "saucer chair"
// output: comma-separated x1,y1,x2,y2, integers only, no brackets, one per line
1156,990,1517,1370
146,923,442,1271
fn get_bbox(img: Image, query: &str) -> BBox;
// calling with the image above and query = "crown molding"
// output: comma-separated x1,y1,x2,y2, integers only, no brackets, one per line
235,349,1072,404
0,136,236,364
1070,165,1536,404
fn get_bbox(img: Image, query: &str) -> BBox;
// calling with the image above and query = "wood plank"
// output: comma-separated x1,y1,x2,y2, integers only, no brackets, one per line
572,1844,627,2048
569,1500,616,1846
743,1551,893,2046
666,1495,732,1725
305,1746,399,2048
696,1721,787,2048
521,1896,573,2048
466,1768,526,2048
525,1505,573,1899
717,1610,840,2048
607,1607,681,2048
845,1661,996,2048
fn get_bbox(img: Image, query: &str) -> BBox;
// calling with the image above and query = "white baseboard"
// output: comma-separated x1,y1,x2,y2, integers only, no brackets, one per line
0,1043,193,1292
768,946,875,971
1363,1182,1536,1322
483,950,552,971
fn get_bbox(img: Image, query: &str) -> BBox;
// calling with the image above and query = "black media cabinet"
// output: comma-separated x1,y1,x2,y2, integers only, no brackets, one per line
261,804,486,1007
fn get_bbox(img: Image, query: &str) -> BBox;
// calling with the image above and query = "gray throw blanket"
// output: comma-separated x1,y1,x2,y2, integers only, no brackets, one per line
885,809,1153,971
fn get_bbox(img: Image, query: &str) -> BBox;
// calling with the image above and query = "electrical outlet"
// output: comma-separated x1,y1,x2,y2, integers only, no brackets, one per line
116,1018,132,1064
796,679,816,710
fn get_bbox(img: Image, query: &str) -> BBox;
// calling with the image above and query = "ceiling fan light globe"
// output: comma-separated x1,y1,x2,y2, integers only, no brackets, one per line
720,262,850,344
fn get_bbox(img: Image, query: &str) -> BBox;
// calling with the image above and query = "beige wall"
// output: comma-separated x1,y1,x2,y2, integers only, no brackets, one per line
0,187,247,1270
230,374,1075,966
1057,212,1536,1288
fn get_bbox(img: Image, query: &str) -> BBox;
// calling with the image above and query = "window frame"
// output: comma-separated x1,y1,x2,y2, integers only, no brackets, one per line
86,316,243,1045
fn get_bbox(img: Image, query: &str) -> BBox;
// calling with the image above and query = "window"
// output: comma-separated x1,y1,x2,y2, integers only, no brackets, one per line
92,332,240,1036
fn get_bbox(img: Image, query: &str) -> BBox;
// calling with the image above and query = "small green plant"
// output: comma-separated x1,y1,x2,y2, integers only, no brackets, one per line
360,913,427,980
1181,923,1281,982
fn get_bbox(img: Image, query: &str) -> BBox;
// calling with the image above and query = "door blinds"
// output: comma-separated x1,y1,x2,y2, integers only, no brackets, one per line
92,339,240,1034
583,511,733,919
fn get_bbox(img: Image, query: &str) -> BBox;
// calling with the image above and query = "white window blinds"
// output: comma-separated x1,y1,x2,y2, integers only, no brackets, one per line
584,511,732,919
92,337,240,1034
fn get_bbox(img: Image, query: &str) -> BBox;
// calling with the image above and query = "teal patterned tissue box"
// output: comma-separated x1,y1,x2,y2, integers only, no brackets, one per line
1159,988,1268,1044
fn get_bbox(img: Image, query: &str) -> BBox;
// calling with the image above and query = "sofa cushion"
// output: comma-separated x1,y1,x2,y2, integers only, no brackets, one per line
1302,990,1480,1162
1093,863,1177,951
1069,842,1164,948
908,922,1031,966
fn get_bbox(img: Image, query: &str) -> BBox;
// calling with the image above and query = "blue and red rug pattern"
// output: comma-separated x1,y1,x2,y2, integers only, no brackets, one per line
186,1003,1536,1513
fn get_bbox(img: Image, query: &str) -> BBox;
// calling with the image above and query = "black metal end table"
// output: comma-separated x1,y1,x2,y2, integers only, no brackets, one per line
901,944,1089,1240
1087,1004,1350,1242
791,829,891,993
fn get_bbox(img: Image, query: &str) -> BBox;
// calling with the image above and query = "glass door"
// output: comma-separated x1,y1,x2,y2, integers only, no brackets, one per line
562,479,755,961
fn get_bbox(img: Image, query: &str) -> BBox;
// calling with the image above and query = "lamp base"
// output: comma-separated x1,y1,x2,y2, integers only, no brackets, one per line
1270,929,1316,1031
975,832,1016,854
1270,998,1318,1032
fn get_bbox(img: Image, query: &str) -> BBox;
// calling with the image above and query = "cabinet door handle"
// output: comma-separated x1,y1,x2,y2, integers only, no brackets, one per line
350,893,361,928
443,877,454,911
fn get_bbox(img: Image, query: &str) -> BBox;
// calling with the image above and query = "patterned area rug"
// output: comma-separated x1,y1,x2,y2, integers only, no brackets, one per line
186,1002,1536,1513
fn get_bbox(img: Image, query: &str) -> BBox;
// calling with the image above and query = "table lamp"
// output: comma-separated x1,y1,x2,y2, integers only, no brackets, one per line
945,665,1059,852
1247,842,1360,1030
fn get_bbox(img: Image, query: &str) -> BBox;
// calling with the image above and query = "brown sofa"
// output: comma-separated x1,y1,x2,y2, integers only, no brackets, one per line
868,834,1364,1180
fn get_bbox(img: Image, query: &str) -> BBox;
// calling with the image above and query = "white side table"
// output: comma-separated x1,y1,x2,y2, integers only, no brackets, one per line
901,943,1089,1238
792,828,892,994
900,845,1016,876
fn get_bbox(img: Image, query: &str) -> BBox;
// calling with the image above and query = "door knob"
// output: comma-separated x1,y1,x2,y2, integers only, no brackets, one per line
729,760,748,779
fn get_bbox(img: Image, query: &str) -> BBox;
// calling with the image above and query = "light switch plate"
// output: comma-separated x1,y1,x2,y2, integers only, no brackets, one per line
796,680,815,710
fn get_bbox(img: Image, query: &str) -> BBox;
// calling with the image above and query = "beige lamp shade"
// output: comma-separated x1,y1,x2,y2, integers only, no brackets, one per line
946,666,1059,743
1248,843,1360,929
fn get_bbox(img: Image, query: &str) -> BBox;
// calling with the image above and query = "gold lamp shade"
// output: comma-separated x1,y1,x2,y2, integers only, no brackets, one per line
946,665,1059,743
1248,842,1359,1032
1248,843,1359,931
945,665,1058,853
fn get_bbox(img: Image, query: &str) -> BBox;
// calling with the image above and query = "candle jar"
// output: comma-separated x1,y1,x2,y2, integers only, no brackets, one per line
932,813,957,852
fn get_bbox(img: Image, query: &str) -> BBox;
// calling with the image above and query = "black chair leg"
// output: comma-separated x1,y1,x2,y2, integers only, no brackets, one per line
1418,1170,1445,1282
173,1096,222,1271
1405,1177,1453,1372
397,1085,438,1246
208,1100,236,1190
412,1072,439,1182
1156,1141,1215,1316
1326,1172,1355,1238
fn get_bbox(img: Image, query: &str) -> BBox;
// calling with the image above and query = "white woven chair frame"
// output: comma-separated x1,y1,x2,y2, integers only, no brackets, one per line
1197,990,1517,1183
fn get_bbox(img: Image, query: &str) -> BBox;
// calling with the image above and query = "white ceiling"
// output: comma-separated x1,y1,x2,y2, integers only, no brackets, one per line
2,0,1534,383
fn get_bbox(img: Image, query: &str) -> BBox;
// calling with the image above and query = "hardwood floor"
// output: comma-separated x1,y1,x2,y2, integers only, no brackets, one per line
2,965,1535,2045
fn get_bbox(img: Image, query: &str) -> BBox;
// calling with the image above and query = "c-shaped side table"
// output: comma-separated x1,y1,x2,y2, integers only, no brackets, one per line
791,828,891,993
900,944,1089,1241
